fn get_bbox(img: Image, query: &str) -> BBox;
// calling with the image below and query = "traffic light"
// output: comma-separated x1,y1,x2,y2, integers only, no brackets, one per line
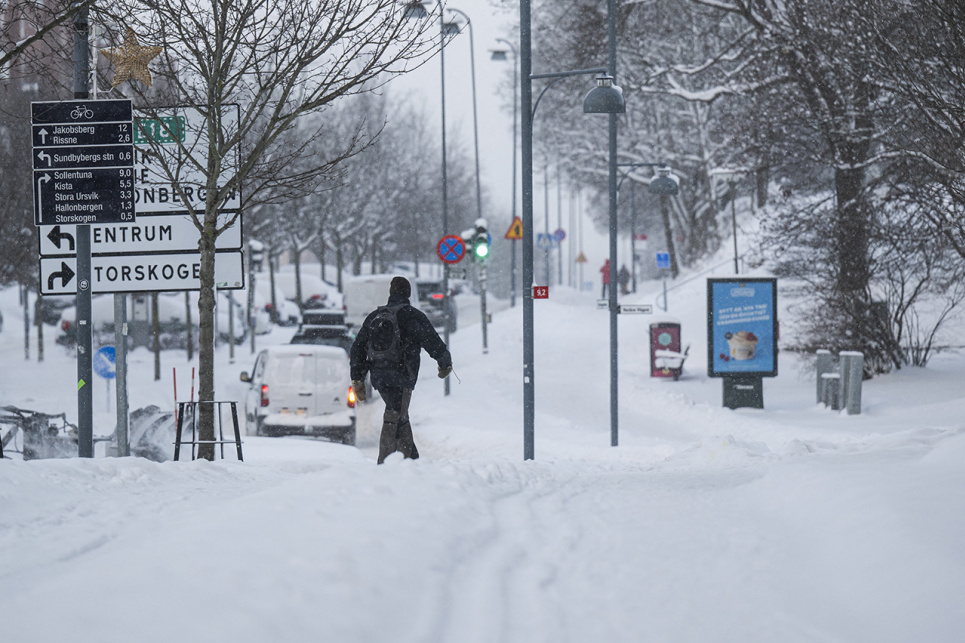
470,218,490,263
248,239,265,272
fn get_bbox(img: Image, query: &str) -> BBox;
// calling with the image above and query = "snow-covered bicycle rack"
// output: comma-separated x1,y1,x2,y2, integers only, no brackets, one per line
174,401,244,461
816,350,864,415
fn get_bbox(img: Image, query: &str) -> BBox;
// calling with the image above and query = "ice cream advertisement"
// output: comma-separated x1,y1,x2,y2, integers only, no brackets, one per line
707,278,778,377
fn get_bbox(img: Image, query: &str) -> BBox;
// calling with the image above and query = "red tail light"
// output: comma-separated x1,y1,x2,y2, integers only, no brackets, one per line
347,385,356,408
260,384,269,407
61,320,71,332
431,293,445,300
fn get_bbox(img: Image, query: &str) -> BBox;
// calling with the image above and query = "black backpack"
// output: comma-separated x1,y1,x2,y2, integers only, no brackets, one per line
366,304,406,368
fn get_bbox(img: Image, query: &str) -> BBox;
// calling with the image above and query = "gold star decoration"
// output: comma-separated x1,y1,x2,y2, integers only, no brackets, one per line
101,28,163,88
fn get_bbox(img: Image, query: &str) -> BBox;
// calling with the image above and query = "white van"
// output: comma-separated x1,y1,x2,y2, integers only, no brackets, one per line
240,345,356,444
343,274,420,329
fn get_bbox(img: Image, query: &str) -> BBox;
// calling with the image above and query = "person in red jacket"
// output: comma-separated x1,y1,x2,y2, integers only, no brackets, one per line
600,259,611,298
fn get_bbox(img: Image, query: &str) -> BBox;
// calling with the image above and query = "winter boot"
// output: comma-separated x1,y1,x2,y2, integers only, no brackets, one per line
377,408,401,464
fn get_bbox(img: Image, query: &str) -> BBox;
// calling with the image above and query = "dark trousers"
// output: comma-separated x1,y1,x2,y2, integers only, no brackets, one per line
377,386,418,464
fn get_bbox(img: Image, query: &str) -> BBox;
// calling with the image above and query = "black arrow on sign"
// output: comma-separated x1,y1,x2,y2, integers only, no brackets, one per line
48,262,75,290
47,225,76,252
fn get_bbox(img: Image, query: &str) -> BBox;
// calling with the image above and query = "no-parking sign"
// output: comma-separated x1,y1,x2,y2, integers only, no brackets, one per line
437,235,466,264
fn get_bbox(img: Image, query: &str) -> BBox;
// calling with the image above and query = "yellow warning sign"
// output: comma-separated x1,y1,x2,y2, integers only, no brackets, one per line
504,216,523,240
575,252,588,264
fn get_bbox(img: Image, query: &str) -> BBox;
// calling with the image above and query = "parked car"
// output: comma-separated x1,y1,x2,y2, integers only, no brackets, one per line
416,279,457,333
343,274,420,329
272,271,343,311
240,345,356,444
301,309,348,327
56,291,247,348
40,295,75,325
290,324,355,353
252,279,301,327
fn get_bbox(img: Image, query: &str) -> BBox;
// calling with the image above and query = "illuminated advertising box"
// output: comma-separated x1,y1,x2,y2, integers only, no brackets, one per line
707,278,778,378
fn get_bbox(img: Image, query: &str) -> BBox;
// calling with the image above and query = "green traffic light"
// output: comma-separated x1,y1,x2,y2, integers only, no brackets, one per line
475,242,489,259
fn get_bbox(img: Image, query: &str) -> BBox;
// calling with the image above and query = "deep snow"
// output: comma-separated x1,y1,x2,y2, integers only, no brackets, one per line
1,266,964,643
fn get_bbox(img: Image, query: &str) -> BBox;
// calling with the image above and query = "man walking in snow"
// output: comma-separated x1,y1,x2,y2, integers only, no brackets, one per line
350,276,452,464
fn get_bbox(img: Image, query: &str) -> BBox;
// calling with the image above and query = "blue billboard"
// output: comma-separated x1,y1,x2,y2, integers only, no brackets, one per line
707,278,778,377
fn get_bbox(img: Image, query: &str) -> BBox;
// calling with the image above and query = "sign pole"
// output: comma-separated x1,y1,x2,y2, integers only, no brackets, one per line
74,5,93,457
113,294,129,456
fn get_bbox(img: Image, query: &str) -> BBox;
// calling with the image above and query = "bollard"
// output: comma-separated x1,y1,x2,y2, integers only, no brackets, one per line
821,372,841,410
816,350,834,403
839,351,864,415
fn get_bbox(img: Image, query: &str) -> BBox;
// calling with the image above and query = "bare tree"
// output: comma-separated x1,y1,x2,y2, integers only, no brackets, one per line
0,1,95,72
99,0,437,459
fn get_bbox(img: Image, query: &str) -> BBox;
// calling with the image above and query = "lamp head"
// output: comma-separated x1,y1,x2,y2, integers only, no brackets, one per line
442,20,462,36
583,75,626,114
491,49,509,62
403,1,429,20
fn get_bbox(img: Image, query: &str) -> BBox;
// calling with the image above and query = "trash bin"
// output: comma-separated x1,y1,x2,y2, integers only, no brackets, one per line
650,322,683,379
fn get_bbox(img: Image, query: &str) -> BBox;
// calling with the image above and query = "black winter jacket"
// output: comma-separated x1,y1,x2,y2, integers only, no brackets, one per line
350,294,452,390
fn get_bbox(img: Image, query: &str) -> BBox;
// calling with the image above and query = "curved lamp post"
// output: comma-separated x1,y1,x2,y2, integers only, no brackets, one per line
403,1,462,392
492,38,519,307
444,6,489,355
519,0,625,459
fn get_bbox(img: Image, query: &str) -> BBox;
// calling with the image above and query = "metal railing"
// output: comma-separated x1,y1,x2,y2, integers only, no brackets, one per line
174,401,244,461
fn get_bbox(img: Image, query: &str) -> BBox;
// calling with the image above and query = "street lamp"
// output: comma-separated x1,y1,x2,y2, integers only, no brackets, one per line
403,0,462,392
617,162,666,293
492,38,519,307
709,168,748,275
445,6,489,355
519,0,624,459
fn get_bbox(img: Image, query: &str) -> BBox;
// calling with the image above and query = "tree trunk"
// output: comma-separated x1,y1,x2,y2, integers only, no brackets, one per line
756,153,770,208
35,294,44,363
659,195,680,279
196,214,218,461
152,292,161,381
318,239,326,282
185,291,194,361
293,243,303,307
336,241,344,291
268,254,279,324
23,283,30,361
834,165,871,301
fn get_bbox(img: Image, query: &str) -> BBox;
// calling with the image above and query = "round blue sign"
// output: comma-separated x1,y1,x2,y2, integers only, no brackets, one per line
94,346,116,380
437,235,466,264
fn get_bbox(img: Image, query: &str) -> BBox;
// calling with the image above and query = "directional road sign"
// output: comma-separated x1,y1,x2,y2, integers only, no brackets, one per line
619,304,653,315
38,212,242,257
34,167,135,226
536,233,558,249
656,252,671,269
133,105,241,215
437,234,466,264
31,99,135,225
39,250,245,295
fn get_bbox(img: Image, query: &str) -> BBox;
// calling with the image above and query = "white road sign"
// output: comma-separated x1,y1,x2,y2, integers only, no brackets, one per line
134,105,241,215
619,304,654,315
38,212,242,257
40,250,245,295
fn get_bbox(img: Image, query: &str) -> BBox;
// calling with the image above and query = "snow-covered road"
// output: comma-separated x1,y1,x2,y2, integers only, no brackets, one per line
2,278,965,642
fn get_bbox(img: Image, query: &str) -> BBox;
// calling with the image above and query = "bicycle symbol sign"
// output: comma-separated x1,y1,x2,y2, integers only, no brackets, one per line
70,105,94,120
437,235,466,264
